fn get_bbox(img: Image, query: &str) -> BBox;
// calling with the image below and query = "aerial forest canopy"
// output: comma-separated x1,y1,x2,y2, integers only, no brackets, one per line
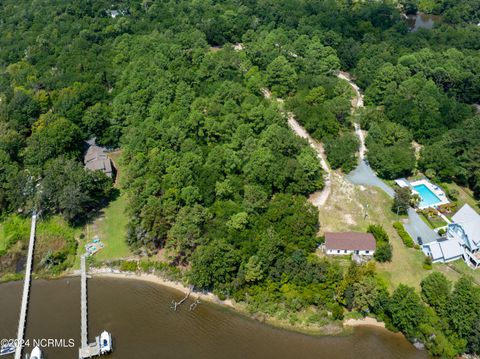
0,0,480,357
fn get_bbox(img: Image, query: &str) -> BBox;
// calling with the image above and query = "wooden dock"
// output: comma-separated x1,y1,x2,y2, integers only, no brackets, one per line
79,255,101,359
14,213,37,359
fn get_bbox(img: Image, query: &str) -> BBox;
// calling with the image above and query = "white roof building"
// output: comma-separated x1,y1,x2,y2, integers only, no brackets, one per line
423,204,480,268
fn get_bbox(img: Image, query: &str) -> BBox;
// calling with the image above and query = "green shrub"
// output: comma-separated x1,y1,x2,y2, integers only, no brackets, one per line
374,242,393,262
393,222,414,248
367,224,389,243
446,188,459,201
330,303,344,320
120,260,138,272
1,215,30,251
423,256,432,270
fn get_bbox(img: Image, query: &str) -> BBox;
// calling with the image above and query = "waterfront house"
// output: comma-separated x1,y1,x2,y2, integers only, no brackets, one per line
423,204,480,268
324,232,376,256
84,140,114,178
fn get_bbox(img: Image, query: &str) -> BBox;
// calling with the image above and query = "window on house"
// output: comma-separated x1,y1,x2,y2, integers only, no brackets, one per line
337,250,340,253
365,250,369,254
344,250,347,253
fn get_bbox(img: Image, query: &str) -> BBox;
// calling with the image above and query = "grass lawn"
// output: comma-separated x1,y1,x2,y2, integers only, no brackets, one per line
418,211,447,229
447,260,480,285
77,150,132,264
93,192,131,261
441,182,480,214
0,215,30,251
318,171,462,291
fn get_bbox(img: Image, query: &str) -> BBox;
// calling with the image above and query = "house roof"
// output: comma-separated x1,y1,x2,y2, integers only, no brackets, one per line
84,144,113,177
452,204,480,246
439,239,464,260
426,241,443,261
425,239,464,261
324,232,376,251
84,145,108,163
394,178,410,188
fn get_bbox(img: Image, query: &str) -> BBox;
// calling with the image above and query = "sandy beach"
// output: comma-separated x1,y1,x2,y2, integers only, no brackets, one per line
344,317,386,328
87,267,237,309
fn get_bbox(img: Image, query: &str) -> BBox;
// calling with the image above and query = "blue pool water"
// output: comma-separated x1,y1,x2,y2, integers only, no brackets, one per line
413,184,441,207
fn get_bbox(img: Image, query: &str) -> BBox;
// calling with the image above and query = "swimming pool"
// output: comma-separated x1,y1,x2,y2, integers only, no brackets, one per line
413,184,442,208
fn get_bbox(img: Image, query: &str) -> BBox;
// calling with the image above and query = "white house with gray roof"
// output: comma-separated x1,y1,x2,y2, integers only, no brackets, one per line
423,204,480,268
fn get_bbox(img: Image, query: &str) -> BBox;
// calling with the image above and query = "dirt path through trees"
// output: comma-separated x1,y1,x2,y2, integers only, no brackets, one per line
337,71,366,159
261,89,332,207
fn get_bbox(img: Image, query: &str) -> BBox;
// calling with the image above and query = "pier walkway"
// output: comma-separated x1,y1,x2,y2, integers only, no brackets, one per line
14,213,37,359
79,255,101,359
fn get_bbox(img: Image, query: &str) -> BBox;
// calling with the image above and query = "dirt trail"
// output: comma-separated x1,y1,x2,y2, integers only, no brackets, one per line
261,72,366,209
262,89,332,207
337,71,366,159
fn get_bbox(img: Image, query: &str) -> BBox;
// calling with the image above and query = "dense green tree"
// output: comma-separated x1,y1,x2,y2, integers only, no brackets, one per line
324,132,359,172
392,187,413,215
388,284,426,339
22,113,82,168
353,277,379,314
420,272,451,313
189,240,240,289
266,56,297,97
166,205,211,263
38,157,112,224
6,89,40,134
448,277,480,341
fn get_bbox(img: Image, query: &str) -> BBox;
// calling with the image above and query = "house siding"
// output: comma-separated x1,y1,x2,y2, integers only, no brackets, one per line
326,249,374,256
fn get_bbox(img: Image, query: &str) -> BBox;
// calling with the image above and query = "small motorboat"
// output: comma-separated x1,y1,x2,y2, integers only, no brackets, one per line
30,346,42,359
0,343,15,356
99,331,112,354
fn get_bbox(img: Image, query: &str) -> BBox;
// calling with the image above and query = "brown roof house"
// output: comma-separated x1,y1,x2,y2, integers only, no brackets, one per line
324,232,376,256
84,140,114,178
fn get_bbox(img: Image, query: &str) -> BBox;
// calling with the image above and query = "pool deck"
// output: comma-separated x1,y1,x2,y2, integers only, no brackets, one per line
410,179,449,209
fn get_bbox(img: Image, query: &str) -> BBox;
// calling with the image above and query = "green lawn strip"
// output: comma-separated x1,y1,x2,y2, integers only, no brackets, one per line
95,192,131,261
417,211,447,229
76,150,132,263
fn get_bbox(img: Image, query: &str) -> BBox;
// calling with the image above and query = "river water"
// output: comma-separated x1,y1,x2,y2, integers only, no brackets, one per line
0,277,429,359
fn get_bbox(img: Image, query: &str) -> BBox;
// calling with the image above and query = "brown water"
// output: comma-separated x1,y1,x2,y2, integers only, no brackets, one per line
0,277,430,359
407,12,442,31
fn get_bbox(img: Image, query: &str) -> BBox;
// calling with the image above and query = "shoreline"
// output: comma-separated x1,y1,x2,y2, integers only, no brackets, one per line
1,267,394,338
88,268,238,309
83,267,391,336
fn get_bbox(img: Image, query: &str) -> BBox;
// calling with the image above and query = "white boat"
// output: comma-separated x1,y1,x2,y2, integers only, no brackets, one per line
30,346,42,359
99,331,112,354
0,343,15,356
